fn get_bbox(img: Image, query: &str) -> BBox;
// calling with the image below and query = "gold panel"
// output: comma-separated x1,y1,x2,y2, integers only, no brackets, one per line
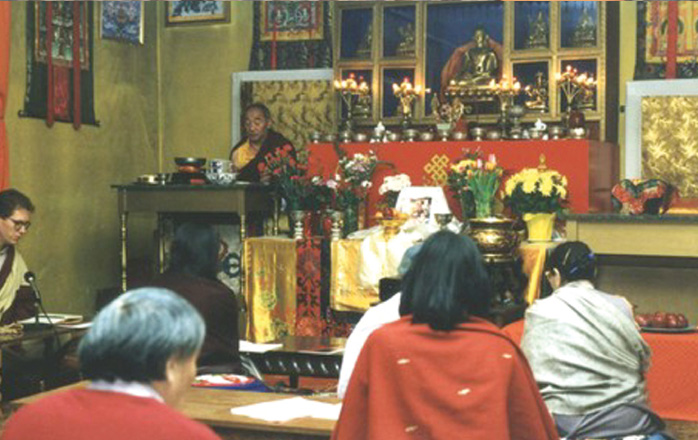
642,96,698,197
423,154,450,187
250,80,335,151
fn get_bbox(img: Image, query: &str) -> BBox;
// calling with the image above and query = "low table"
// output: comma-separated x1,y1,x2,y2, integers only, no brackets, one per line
241,336,345,388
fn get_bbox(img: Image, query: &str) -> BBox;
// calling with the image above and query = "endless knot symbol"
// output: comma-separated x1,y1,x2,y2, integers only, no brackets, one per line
423,155,451,186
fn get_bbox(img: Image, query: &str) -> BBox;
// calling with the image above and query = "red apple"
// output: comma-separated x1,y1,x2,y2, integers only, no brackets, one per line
677,314,689,328
666,316,679,328
635,314,650,328
652,312,668,328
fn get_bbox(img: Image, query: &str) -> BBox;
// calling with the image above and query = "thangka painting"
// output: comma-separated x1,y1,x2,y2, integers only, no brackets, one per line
101,1,143,44
22,2,97,128
166,1,230,26
260,1,324,41
635,1,698,79
250,2,332,70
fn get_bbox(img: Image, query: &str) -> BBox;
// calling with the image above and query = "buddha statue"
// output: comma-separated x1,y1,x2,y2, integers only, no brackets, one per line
526,11,548,49
524,72,548,112
356,24,372,58
396,22,416,57
571,7,596,47
441,27,500,93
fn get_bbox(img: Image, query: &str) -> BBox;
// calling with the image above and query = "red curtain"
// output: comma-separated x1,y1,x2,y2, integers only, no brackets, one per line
0,2,11,189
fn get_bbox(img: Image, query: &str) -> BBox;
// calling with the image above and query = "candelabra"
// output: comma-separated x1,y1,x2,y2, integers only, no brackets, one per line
489,75,521,135
555,65,597,129
334,73,370,133
392,78,422,129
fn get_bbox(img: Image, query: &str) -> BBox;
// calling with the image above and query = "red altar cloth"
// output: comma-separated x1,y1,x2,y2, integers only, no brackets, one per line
504,320,698,422
307,140,617,221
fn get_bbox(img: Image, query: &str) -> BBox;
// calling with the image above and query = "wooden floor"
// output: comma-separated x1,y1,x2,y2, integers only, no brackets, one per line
666,419,698,439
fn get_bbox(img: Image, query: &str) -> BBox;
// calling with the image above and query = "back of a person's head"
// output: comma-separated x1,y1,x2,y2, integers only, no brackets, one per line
0,189,34,218
399,230,491,331
547,241,597,284
78,287,205,383
168,222,219,280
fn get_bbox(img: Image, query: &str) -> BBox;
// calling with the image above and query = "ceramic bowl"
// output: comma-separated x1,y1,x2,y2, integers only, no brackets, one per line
437,129,451,141
206,172,237,185
174,157,206,167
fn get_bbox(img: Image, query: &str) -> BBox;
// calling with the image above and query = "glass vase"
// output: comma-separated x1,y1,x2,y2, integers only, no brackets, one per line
343,203,360,237
459,192,476,220
474,197,494,219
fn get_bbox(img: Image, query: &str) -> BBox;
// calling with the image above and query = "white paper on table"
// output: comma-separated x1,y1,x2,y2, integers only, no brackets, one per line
230,397,342,422
238,340,283,353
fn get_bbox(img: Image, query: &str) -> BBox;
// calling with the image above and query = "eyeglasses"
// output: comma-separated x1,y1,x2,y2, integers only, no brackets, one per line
8,218,31,232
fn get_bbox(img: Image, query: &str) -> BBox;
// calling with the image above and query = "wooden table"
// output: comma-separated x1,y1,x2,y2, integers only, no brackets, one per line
242,336,345,388
113,183,277,292
11,383,337,440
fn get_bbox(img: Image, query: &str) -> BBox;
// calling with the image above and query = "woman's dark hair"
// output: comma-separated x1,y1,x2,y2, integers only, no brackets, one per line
546,241,597,285
0,189,34,218
168,222,220,280
399,231,492,331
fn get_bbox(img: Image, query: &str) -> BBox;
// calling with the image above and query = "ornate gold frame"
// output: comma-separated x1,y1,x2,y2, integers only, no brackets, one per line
334,1,608,139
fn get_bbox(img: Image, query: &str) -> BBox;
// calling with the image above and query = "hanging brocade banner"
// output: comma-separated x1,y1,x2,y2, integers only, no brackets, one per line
22,2,97,128
635,1,698,79
250,1,332,71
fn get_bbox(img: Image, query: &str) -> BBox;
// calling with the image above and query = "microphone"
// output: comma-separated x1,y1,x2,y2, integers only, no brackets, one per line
24,271,53,328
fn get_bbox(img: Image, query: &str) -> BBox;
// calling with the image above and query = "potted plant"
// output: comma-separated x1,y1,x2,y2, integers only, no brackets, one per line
447,150,503,219
502,164,569,241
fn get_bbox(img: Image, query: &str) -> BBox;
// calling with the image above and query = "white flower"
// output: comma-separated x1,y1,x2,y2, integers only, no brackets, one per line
326,180,338,189
361,181,373,189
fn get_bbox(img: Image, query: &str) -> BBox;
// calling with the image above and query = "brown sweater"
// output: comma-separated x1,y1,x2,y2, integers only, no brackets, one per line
150,271,241,373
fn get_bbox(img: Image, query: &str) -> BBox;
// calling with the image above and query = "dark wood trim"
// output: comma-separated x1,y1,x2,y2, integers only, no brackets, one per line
605,1,621,145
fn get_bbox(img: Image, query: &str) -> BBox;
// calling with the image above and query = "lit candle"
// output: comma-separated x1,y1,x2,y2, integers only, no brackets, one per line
392,83,400,94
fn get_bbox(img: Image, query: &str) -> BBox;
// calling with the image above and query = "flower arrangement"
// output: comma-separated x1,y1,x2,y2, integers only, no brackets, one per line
378,173,412,213
258,145,309,211
447,150,503,219
327,151,379,210
503,167,569,216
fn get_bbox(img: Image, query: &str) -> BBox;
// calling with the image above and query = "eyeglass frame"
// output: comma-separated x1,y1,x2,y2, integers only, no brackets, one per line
7,218,31,232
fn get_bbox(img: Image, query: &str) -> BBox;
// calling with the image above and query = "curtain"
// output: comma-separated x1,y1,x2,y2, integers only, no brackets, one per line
0,2,10,189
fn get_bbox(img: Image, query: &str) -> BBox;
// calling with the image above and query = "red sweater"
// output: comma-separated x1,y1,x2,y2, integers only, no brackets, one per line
333,316,558,440
1,389,221,440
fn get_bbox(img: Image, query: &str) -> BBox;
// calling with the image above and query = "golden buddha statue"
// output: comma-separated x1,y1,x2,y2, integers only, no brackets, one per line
441,27,500,94
396,23,416,57
571,7,596,47
524,72,548,112
526,11,548,49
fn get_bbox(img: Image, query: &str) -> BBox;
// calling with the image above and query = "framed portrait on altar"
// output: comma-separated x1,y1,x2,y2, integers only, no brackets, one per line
395,187,450,226
166,1,230,26
101,1,144,45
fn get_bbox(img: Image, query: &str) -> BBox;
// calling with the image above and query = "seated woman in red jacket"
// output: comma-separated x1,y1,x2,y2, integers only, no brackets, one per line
333,230,558,440
2,288,221,440
151,222,242,374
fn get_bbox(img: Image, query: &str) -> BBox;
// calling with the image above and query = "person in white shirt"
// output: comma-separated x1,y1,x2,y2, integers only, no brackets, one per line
337,243,422,398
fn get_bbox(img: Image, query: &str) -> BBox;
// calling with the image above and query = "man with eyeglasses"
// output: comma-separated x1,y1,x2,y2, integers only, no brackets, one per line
0,189,37,325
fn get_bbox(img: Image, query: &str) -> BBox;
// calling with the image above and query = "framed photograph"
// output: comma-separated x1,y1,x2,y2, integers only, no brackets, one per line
395,187,450,226
101,1,144,45
166,1,230,26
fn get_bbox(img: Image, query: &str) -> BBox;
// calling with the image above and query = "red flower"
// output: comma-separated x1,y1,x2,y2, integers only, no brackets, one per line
257,163,266,172
273,169,282,175
288,158,296,167
283,144,293,152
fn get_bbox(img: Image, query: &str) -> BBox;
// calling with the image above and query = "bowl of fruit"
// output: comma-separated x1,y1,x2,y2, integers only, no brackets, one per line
635,311,693,333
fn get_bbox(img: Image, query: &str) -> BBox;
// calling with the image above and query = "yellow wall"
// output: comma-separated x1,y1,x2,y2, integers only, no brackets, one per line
4,1,254,316
160,1,253,166
618,0,638,178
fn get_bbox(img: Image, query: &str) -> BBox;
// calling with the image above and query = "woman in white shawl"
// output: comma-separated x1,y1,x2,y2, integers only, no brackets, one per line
521,241,672,440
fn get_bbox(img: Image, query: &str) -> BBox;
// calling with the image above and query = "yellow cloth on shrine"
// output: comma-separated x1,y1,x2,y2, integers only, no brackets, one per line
244,237,297,343
232,141,258,171
519,242,556,304
331,240,378,312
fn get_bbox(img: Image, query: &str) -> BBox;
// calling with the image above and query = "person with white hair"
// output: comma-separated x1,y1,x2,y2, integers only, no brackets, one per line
2,288,221,440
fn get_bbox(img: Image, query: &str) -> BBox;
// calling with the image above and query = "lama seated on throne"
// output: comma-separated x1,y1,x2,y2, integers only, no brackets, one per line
441,26,503,97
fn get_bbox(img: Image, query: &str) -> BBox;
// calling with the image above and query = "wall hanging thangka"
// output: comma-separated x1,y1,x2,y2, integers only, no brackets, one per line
250,1,332,70
22,1,96,129
635,1,698,79
101,1,144,45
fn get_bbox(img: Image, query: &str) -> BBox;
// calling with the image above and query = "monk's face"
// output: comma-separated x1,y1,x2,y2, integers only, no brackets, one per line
244,108,272,145
0,208,32,248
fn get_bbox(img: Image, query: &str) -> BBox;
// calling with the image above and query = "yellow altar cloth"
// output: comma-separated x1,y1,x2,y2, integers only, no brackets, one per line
519,241,557,304
244,238,297,343
331,240,379,312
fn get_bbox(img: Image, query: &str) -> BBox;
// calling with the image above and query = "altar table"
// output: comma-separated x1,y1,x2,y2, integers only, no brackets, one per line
308,140,617,221
113,183,276,292
503,320,698,422
11,383,337,439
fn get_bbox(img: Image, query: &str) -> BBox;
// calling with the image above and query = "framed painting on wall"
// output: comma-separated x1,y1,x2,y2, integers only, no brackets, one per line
166,1,230,26
101,1,144,44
